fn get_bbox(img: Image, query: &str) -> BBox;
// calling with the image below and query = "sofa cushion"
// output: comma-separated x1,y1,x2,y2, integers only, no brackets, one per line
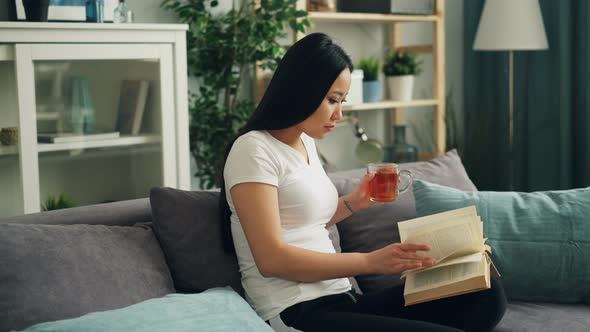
329,150,477,293
0,198,152,226
0,223,175,331
413,179,590,304
494,302,590,332
21,288,274,332
149,188,244,295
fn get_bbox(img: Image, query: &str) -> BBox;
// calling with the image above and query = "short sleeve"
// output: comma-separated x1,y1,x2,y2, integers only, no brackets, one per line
224,136,280,191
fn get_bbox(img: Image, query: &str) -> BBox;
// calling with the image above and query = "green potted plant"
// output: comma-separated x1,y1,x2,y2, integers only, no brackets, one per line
161,0,310,189
382,51,422,101
356,57,381,103
42,193,77,211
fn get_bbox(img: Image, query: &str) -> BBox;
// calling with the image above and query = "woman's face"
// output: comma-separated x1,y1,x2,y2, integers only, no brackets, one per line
297,68,351,139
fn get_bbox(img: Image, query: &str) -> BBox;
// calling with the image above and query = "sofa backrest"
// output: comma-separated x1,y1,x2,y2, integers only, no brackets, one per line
0,198,174,331
0,198,152,226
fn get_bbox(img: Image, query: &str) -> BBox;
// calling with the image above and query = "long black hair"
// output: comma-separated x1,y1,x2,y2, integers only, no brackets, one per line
218,33,353,253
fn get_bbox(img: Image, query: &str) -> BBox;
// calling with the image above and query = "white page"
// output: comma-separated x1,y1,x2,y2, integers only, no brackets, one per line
401,252,483,279
406,257,484,292
398,206,478,242
403,216,482,261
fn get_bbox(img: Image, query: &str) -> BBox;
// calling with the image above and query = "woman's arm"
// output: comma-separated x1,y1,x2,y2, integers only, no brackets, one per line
231,182,434,283
326,173,375,227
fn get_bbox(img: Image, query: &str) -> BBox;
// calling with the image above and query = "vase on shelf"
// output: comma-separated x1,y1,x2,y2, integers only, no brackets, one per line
384,125,418,163
22,0,49,22
65,78,95,135
113,0,134,23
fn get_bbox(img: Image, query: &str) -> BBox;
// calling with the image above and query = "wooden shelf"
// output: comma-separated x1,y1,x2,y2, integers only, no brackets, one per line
308,12,439,23
343,99,439,112
37,135,161,153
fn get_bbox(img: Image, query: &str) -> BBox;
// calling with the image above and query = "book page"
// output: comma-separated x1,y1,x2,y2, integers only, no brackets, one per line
402,216,482,261
406,257,485,293
398,206,478,242
401,252,483,278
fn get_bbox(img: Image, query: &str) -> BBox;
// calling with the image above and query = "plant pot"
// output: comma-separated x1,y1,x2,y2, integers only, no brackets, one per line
362,80,381,103
22,0,50,22
386,75,414,101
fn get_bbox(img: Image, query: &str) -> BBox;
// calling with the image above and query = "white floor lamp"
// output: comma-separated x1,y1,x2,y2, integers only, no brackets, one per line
473,0,549,189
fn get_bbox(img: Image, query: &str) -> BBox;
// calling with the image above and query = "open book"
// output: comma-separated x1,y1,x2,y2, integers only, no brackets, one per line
398,206,500,306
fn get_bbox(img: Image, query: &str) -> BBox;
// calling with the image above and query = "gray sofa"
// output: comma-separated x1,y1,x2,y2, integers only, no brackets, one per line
1,151,589,331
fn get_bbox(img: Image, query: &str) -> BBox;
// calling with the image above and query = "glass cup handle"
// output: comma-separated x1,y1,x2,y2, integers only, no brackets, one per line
398,170,413,195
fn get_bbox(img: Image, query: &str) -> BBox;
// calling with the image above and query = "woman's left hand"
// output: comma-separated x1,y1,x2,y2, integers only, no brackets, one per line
344,173,375,212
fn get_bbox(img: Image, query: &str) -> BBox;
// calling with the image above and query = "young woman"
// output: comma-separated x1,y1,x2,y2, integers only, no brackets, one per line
220,33,506,332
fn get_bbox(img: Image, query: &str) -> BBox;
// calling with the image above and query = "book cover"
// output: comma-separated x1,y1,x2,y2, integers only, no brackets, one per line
37,132,120,144
398,206,500,306
115,80,149,135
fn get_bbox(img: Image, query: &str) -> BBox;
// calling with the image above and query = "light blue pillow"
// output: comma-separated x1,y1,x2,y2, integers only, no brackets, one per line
412,179,590,304
20,288,273,332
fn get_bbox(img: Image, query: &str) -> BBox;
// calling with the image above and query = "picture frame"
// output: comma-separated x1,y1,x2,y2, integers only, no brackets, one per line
15,0,118,22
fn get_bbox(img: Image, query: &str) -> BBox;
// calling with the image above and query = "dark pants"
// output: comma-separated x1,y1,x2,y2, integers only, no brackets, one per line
279,277,507,332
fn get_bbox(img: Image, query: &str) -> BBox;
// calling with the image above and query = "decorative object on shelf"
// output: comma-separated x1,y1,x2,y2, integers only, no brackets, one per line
42,192,77,211
115,80,149,135
65,77,95,135
0,127,18,146
15,0,117,22
35,62,70,134
350,114,384,163
337,0,391,14
86,0,104,22
21,0,49,21
347,69,364,105
337,0,434,15
473,0,548,190
384,125,418,163
307,0,335,12
356,56,381,103
113,0,132,23
0,0,17,21
383,51,422,101
161,0,310,189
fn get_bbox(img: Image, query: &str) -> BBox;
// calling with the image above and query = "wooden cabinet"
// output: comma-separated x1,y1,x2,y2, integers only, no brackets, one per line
0,23,190,217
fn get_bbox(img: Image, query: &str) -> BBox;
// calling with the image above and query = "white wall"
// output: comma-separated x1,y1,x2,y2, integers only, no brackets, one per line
129,0,464,185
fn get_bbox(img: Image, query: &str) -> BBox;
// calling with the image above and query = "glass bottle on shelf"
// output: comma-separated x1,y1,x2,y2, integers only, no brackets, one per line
65,77,95,135
384,125,418,163
86,0,104,23
113,0,133,23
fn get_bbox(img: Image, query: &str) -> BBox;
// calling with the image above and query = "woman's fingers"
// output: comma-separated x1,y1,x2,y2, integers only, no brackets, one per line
395,261,424,271
397,242,432,252
394,251,437,263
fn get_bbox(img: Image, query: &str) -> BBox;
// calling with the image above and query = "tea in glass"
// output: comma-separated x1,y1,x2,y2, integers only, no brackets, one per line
367,163,412,203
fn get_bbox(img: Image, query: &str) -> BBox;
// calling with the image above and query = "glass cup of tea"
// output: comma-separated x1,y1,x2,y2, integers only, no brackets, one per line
367,163,413,203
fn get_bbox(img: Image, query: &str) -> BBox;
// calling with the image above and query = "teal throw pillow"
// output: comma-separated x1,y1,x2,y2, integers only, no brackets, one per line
20,288,273,332
412,179,590,304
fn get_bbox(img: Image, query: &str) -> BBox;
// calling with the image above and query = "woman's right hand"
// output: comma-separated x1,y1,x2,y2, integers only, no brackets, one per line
367,243,437,275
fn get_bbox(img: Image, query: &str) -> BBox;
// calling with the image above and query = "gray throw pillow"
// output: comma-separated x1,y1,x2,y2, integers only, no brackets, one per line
0,223,175,332
329,149,477,293
149,188,244,295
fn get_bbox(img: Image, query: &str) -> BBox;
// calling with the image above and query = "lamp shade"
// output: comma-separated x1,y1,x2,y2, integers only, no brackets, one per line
474,0,548,51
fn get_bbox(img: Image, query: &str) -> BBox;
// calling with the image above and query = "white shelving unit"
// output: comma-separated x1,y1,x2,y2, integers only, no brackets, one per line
0,22,190,217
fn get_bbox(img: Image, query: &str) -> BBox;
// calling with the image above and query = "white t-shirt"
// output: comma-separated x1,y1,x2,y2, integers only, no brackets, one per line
224,130,351,321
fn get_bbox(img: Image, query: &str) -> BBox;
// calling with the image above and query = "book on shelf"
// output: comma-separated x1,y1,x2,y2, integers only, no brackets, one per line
37,131,120,144
399,206,500,306
115,80,150,135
